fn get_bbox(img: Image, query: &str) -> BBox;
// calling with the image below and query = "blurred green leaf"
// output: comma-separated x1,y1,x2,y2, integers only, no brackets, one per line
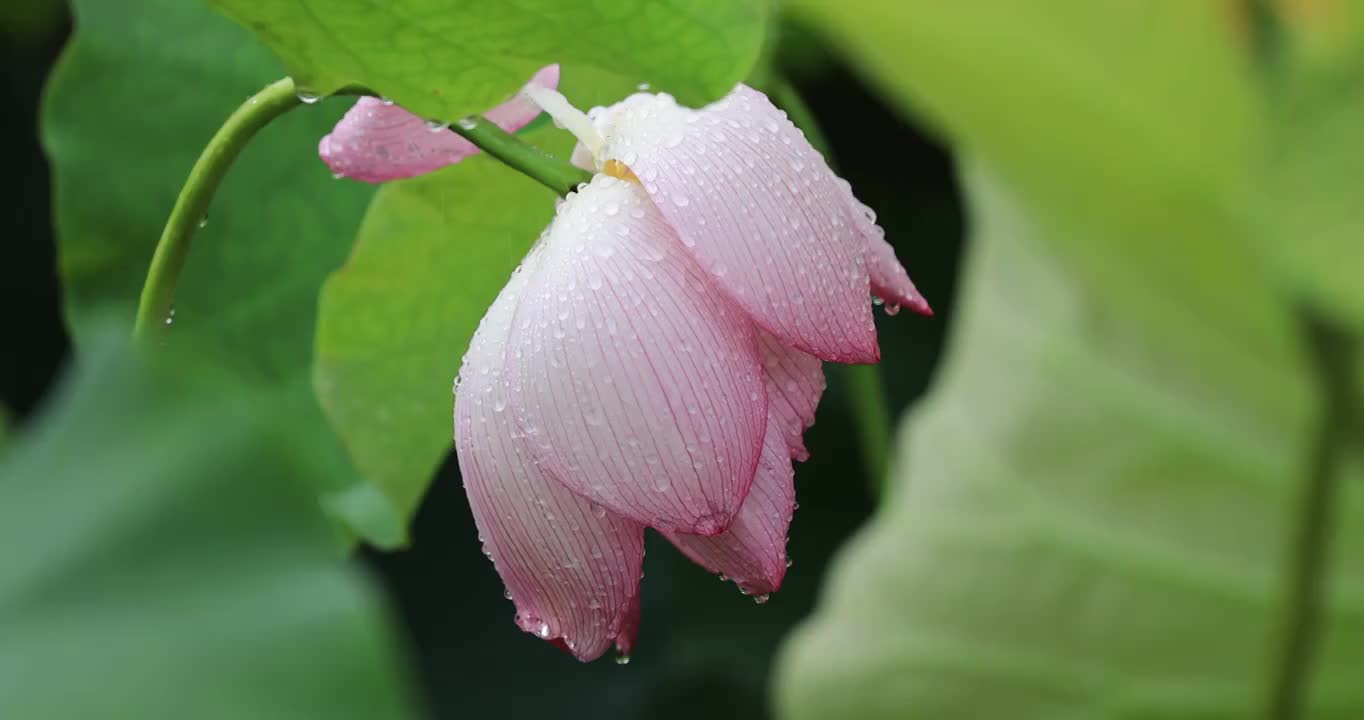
206,0,768,121
42,0,403,546
0,321,416,720
776,162,1364,718
1257,3,1364,331
784,1,1272,357
313,142,559,520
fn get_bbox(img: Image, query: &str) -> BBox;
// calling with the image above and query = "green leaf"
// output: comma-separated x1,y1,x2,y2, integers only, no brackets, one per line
207,0,768,120
0,321,416,720
775,163,1364,718
42,0,402,546
1256,5,1364,331
313,142,559,520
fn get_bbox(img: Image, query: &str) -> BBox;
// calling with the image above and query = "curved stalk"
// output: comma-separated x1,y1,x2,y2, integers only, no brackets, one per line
134,78,302,342
134,78,592,344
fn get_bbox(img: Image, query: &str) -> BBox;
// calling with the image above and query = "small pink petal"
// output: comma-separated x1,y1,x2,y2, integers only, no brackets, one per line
758,331,825,461
320,64,559,182
664,418,795,596
594,85,879,363
455,246,644,662
506,176,768,534
843,186,933,316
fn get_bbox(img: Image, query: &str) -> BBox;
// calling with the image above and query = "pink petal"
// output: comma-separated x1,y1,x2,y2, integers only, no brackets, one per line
842,184,933,316
758,331,825,461
593,85,879,363
455,246,644,662
506,175,768,535
320,65,559,182
663,418,795,596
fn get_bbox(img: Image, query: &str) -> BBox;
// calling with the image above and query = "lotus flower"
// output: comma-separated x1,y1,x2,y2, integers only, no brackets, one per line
321,75,930,661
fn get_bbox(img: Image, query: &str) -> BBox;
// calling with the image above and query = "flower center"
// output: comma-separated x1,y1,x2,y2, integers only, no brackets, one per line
602,159,639,183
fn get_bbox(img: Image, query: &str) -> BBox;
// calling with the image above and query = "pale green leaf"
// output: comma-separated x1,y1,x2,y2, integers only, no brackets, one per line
775,162,1364,719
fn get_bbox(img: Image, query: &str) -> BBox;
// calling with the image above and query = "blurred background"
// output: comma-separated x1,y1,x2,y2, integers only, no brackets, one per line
0,3,964,718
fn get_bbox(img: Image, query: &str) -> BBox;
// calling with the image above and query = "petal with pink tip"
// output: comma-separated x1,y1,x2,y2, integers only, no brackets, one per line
843,186,933,316
506,176,767,534
455,245,644,662
594,85,878,363
664,418,795,596
758,331,825,461
321,65,559,182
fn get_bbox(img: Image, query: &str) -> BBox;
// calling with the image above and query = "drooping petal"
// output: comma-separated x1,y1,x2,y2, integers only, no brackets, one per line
592,85,879,363
842,184,933,316
664,418,794,596
321,65,559,182
454,245,644,662
758,330,825,461
506,175,767,534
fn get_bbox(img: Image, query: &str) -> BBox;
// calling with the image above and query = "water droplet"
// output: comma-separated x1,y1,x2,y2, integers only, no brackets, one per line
331,171,346,180
753,593,770,605
426,119,450,132
536,621,551,638
456,117,478,130
164,306,176,326
197,216,208,229
504,589,514,600
785,557,794,568
380,96,395,106
615,653,631,665
884,303,901,316
672,194,690,207
295,87,321,104
636,82,652,91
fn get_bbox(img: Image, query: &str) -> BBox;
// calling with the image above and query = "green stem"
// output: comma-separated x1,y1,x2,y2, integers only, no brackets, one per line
134,78,591,344
773,76,895,490
450,117,592,195
133,77,303,342
1265,311,1358,719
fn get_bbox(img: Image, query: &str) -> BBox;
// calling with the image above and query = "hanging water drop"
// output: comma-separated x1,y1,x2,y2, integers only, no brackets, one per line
615,653,631,665
197,216,209,229
295,87,321,104
753,593,770,605
164,306,176,326
426,119,450,132
456,117,478,131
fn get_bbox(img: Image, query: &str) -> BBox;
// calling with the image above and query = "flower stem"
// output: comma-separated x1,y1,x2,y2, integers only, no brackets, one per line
773,77,895,489
1265,310,1358,719
134,79,592,344
133,77,303,343
449,117,592,196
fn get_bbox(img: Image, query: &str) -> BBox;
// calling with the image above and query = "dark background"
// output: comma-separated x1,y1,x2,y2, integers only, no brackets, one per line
1,8,964,719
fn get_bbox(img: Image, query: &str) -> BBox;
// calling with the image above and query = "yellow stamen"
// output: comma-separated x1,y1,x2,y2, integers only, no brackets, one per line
603,159,640,183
